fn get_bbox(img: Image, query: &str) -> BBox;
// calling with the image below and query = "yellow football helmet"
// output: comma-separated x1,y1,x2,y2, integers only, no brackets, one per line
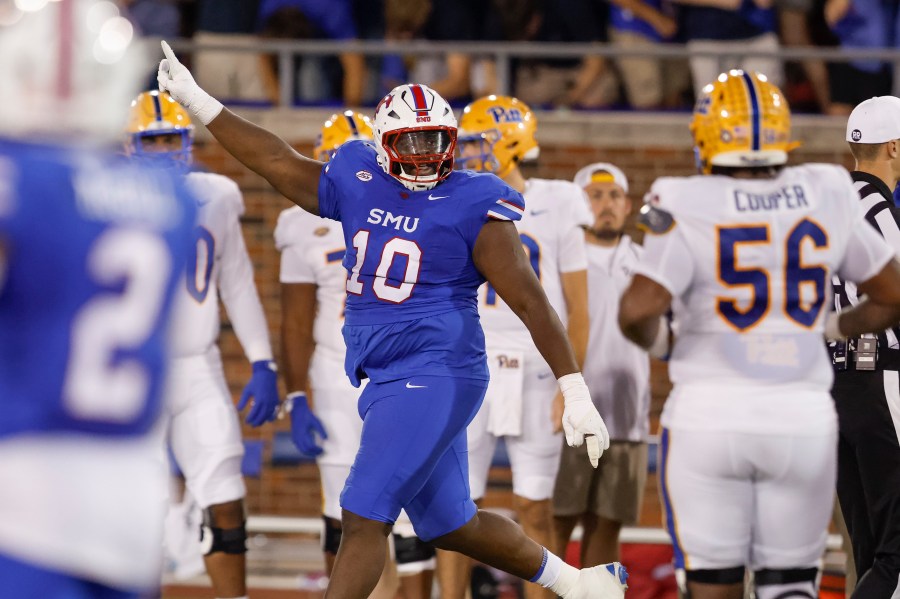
314,110,374,162
457,95,539,178
691,70,798,174
125,90,194,164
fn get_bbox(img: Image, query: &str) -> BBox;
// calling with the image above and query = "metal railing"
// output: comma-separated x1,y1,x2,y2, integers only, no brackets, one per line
245,515,845,550
164,38,900,107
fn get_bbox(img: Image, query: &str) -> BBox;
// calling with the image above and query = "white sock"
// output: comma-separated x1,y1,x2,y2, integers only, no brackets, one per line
529,548,579,596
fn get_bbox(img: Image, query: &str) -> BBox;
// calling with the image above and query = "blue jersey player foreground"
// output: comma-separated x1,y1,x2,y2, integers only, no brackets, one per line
159,41,627,599
0,3,198,598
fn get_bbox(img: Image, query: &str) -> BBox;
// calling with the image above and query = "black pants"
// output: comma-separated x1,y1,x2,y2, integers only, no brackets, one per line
833,369,900,598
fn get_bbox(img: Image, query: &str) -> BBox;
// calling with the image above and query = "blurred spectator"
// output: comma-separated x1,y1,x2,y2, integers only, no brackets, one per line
257,0,366,106
505,0,618,109
776,0,832,113
193,0,269,102
824,0,895,115
607,0,691,109
123,0,180,38
382,0,484,103
673,0,783,95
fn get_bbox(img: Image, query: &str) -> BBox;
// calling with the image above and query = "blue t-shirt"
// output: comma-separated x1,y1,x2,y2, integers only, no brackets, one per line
831,0,897,73
317,140,525,384
257,0,357,39
611,0,666,41
681,0,774,41
0,140,197,439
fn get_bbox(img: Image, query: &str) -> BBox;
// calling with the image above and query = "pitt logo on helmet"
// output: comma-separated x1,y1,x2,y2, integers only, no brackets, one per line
458,95,539,178
487,106,525,124
690,70,799,175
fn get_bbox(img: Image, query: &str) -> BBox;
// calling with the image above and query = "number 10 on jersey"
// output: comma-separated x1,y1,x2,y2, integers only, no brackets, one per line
346,230,422,303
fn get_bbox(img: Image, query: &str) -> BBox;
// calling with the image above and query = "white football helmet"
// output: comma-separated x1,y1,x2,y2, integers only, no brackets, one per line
372,83,457,191
0,0,149,143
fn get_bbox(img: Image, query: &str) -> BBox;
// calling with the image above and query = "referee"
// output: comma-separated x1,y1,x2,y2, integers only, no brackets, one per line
833,96,900,598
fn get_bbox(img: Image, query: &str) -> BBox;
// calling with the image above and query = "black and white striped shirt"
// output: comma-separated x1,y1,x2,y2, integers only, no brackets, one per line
832,171,900,350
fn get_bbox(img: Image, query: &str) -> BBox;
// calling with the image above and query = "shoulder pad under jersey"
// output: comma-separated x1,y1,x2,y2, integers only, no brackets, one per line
637,204,675,235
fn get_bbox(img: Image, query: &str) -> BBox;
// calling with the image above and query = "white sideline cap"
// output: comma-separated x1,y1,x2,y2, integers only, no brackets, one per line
573,162,629,193
846,96,900,143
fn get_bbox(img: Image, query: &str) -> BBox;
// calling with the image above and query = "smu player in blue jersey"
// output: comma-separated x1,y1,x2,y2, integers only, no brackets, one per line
159,41,626,599
0,3,197,598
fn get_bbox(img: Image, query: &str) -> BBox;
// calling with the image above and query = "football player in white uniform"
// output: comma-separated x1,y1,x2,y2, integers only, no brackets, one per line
126,91,281,599
276,111,436,599
618,70,900,599
442,95,592,599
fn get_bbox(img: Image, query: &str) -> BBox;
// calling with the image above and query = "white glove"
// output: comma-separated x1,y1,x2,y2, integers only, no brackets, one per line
157,40,223,125
558,373,610,467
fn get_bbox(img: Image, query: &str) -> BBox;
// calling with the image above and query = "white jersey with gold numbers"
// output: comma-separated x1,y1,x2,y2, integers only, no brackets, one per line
170,172,273,362
275,206,347,362
636,164,895,435
478,178,592,350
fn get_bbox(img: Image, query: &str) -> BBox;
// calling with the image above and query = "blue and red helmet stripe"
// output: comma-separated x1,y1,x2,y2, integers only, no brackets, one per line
409,84,429,117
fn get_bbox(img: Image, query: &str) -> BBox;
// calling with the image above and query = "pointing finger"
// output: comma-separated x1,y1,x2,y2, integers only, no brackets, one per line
586,434,601,468
160,40,178,67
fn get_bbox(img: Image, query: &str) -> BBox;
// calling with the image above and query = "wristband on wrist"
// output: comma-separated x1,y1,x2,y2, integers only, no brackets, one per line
648,315,671,359
189,91,224,126
282,391,307,416
557,373,588,401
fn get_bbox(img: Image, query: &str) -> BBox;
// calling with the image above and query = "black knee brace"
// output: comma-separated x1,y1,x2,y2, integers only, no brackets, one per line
199,508,247,555
393,533,436,567
322,516,343,555
754,567,818,599
685,566,746,585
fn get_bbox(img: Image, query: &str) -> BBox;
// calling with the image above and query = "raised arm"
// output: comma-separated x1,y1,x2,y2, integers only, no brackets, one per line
158,41,322,215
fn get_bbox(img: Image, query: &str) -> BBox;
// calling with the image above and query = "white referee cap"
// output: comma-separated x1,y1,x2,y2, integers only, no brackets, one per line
573,162,629,194
846,96,900,143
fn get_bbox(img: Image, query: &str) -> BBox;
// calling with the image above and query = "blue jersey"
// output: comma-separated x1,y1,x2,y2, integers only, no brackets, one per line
0,140,197,439
317,140,524,385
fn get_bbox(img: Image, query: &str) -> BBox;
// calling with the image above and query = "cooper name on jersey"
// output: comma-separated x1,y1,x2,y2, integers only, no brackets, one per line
367,208,419,233
733,184,810,213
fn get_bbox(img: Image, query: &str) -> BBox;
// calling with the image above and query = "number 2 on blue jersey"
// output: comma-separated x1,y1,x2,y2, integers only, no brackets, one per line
63,228,172,427
716,218,828,331
484,233,540,306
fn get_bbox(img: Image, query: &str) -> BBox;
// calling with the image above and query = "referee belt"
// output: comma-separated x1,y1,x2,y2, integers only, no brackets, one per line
832,338,900,372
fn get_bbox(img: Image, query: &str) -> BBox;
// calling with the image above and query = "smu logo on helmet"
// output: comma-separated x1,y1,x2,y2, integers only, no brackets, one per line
401,84,433,123
487,106,524,124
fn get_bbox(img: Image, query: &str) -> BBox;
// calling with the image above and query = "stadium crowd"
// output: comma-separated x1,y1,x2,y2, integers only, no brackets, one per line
127,0,900,113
